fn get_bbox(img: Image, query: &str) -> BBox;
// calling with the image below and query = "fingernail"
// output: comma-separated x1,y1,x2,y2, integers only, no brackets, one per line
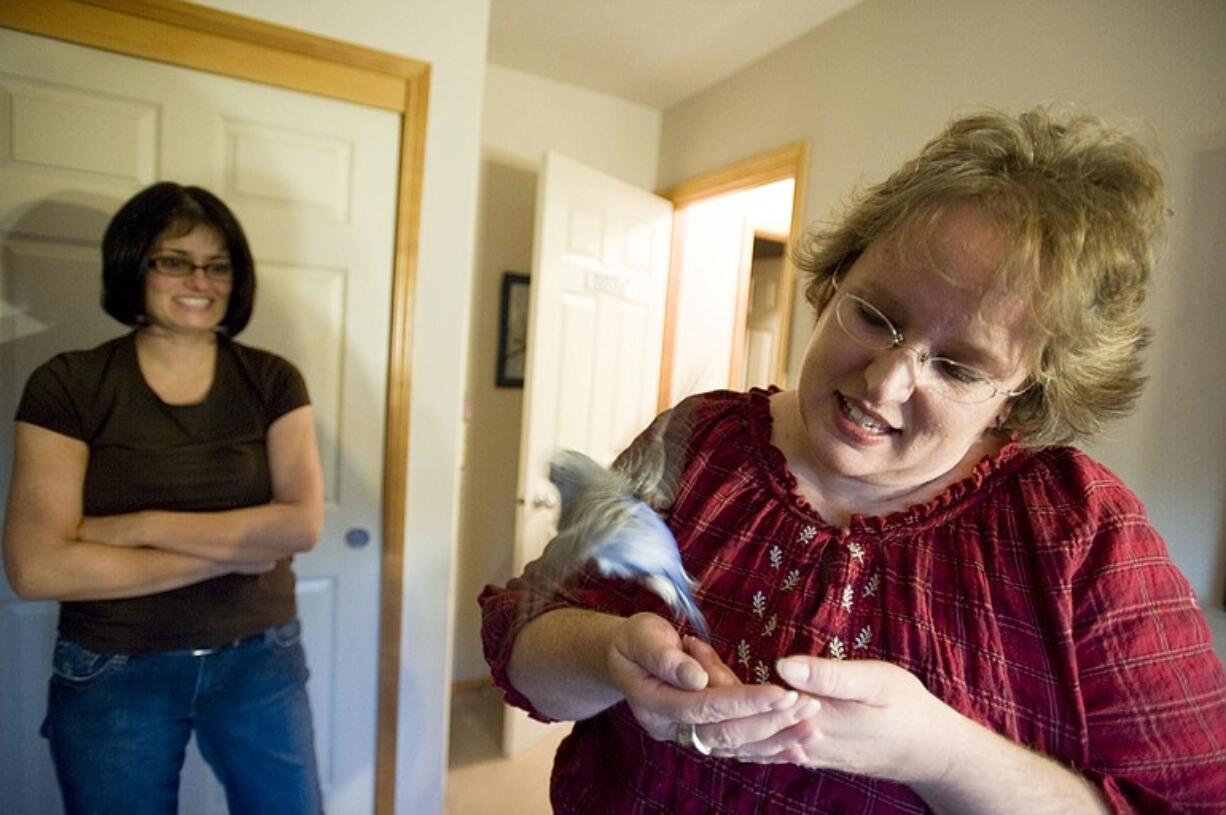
776,657,808,684
678,663,709,690
796,698,820,718
773,690,798,709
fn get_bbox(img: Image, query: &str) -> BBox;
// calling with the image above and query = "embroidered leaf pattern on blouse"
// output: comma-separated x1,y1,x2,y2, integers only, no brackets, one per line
854,625,872,650
863,573,880,598
762,613,777,638
840,584,854,612
848,541,865,563
737,639,752,668
797,525,817,545
754,661,771,684
752,591,767,617
769,545,783,570
828,637,846,660
781,569,800,592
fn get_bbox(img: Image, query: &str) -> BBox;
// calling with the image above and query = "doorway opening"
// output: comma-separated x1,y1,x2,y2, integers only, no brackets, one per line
659,142,809,409
742,232,790,390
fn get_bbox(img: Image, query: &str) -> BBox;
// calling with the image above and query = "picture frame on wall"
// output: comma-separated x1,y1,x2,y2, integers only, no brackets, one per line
496,272,530,388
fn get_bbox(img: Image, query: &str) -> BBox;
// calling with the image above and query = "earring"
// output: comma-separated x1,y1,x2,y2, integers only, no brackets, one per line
992,414,1008,431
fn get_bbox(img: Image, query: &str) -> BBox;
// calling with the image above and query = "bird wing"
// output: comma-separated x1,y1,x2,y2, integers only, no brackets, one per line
612,402,696,510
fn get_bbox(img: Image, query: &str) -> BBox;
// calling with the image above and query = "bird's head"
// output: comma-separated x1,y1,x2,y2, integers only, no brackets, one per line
548,448,605,504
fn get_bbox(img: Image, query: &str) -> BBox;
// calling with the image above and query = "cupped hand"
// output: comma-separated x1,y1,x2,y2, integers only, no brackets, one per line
721,655,962,785
606,613,811,748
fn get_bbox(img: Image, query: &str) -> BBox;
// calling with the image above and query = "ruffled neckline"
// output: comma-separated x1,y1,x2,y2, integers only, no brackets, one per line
743,387,1029,537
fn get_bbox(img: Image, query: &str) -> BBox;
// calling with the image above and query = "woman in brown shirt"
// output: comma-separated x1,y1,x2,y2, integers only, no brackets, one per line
3,182,325,814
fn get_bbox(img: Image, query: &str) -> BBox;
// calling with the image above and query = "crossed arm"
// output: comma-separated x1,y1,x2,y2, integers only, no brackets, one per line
3,406,323,602
507,609,1109,815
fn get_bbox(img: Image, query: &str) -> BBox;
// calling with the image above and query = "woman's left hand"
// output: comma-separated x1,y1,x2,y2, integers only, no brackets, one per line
715,656,962,786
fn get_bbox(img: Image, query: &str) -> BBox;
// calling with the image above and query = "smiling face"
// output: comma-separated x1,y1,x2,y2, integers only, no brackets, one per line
142,223,233,337
794,204,1032,498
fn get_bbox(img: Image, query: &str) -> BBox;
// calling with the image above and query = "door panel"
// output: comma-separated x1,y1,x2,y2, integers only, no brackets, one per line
0,28,397,814
503,153,672,755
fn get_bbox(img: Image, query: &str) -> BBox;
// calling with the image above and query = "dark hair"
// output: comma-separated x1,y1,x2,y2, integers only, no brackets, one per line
101,182,256,335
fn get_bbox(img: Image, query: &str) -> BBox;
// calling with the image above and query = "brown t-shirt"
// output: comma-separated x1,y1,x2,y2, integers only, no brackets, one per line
16,332,309,653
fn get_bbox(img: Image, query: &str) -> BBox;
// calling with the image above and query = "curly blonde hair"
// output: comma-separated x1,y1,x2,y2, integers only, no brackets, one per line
794,106,1168,445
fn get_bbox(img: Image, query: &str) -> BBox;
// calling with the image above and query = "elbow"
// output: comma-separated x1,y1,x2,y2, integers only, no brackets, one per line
293,508,324,554
294,524,321,554
12,583,54,602
261,500,322,556
4,560,55,601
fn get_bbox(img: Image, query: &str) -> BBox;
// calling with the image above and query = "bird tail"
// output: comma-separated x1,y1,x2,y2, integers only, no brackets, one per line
643,573,710,641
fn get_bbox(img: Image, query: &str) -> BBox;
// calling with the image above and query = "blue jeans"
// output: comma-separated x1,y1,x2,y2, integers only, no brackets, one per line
41,619,323,815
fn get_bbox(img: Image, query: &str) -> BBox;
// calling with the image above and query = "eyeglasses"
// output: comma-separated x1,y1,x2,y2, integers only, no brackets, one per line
831,282,1030,404
147,255,234,280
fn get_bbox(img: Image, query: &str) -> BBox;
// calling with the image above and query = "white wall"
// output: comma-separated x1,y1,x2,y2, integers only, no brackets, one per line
451,66,662,684
658,0,1226,605
482,64,661,188
193,1,489,811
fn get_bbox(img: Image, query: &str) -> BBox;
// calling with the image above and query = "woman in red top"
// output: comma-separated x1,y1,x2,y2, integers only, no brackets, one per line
481,107,1226,813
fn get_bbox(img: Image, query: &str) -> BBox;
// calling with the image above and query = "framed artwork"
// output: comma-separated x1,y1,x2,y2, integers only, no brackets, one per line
496,272,530,387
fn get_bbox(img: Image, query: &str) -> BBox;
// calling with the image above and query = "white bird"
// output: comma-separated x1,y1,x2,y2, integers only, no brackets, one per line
533,409,710,639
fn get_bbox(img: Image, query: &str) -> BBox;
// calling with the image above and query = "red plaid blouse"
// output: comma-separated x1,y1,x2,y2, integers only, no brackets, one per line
480,389,1226,813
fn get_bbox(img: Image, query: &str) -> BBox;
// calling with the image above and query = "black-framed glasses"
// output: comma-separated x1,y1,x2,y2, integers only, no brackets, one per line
831,281,1030,404
147,255,234,281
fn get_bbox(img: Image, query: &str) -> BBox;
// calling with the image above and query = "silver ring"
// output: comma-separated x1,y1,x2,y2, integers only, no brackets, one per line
675,722,712,756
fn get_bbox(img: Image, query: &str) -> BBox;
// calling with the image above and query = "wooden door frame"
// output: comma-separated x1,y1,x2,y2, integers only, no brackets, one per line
657,141,810,407
0,2,426,812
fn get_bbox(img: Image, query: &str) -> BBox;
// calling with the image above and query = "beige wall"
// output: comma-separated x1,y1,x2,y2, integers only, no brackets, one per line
453,157,535,683
453,67,663,683
193,1,489,809
658,0,1226,604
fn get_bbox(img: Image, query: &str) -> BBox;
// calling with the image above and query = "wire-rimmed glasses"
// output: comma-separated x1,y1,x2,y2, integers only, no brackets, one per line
147,255,234,281
831,283,1029,404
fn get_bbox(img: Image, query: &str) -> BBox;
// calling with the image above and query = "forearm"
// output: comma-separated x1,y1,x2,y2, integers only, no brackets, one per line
89,503,320,564
506,608,628,721
8,536,227,601
913,716,1108,815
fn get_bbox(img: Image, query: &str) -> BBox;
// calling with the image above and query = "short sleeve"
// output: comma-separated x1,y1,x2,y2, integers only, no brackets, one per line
228,341,310,424
15,355,87,440
263,356,310,422
1071,488,1226,811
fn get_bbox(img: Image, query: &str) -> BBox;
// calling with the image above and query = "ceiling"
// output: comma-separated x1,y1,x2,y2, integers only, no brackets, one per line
487,0,863,110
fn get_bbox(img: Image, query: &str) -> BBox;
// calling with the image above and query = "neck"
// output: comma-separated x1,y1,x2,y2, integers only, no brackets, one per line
134,326,221,405
135,325,219,364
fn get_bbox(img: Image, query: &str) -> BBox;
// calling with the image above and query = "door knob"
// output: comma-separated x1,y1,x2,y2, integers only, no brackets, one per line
344,527,371,548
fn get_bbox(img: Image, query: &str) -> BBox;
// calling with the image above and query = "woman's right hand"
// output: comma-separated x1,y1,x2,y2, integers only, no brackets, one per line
605,612,814,748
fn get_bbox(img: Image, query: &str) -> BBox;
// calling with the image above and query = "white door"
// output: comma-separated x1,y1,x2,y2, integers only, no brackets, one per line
741,240,786,390
0,29,398,814
502,153,673,755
